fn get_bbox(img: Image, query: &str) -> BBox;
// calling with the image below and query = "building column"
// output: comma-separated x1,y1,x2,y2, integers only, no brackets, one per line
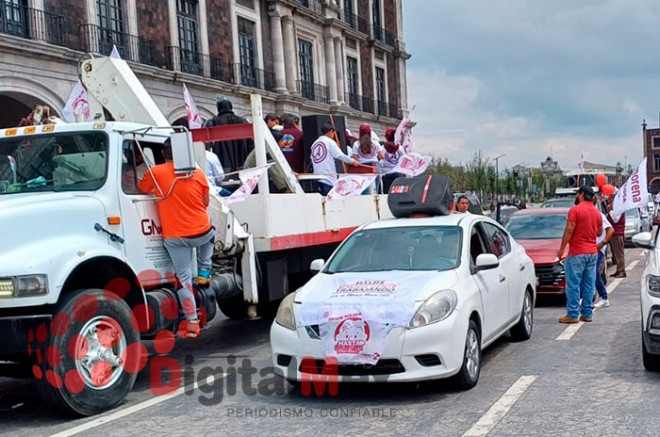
334,37,344,103
269,13,288,93
282,15,298,94
199,0,211,76
397,56,409,113
167,0,180,70
324,34,338,104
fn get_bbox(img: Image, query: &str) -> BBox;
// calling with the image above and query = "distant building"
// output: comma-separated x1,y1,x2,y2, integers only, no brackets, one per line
564,161,618,188
643,122,660,193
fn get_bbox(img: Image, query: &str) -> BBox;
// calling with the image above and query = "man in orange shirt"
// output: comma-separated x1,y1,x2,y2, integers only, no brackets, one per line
138,139,214,338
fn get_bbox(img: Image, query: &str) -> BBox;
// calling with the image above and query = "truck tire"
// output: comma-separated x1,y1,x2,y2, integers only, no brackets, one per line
33,289,140,416
218,295,248,320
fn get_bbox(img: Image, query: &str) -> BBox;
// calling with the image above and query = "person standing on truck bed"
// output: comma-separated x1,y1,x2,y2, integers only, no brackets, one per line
203,97,254,173
311,122,359,196
137,139,214,339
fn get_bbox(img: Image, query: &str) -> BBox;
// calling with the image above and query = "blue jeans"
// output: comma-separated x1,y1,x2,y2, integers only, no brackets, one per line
565,254,598,319
595,250,608,300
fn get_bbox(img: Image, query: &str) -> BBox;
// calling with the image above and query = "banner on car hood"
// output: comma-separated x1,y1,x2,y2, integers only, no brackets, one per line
319,311,388,365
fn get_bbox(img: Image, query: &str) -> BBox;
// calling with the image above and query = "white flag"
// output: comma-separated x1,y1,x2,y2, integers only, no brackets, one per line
326,175,377,201
394,114,416,154
225,164,272,205
611,158,648,222
110,45,121,59
390,152,431,177
62,81,91,123
183,84,203,129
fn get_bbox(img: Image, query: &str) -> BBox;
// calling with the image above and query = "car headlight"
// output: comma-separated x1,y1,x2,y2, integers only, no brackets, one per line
0,275,48,298
647,275,660,298
275,292,297,330
410,290,458,328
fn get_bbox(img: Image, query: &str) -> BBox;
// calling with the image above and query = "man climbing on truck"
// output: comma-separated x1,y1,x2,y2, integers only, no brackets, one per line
138,139,214,338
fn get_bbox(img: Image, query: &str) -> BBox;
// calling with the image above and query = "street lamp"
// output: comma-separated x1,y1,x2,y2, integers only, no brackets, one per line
492,154,505,222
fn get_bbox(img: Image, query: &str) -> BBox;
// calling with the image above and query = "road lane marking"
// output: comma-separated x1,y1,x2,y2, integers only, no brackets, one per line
462,375,537,437
48,373,227,437
627,260,639,271
555,277,623,341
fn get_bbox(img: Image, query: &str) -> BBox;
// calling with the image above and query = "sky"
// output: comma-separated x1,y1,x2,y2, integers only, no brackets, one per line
402,0,660,172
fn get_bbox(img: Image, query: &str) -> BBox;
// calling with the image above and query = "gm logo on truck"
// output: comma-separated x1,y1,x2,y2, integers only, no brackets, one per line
141,219,162,236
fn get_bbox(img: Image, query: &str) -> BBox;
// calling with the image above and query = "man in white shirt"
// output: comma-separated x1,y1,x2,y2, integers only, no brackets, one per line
205,146,230,196
595,207,615,307
456,196,471,214
311,123,358,195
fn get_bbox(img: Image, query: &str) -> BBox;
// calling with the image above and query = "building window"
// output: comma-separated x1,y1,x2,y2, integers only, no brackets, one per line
177,0,200,74
372,0,382,40
653,137,660,149
655,154,660,173
375,67,386,115
97,0,126,55
1,0,27,37
347,56,359,109
298,40,315,99
237,17,258,87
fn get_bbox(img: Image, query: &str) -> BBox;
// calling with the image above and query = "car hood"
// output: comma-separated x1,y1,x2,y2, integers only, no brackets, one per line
517,239,561,265
295,269,461,304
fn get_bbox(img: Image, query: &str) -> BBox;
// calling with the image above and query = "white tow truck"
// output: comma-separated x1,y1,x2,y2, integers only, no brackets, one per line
0,55,392,415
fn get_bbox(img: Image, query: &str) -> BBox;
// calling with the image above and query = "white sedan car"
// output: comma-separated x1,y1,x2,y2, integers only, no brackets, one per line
632,230,660,370
271,213,536,389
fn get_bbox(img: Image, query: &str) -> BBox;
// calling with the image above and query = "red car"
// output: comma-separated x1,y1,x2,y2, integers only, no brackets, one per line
505,208,570,295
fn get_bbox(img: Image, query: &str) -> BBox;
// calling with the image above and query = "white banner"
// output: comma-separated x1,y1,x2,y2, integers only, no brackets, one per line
326,175,376,201
389,152,431,176
225,164,272,205
394,114,416,154
183,84,203,129
62,81,91,123
110,45,121,59
319,312,388,365
611,158,648,222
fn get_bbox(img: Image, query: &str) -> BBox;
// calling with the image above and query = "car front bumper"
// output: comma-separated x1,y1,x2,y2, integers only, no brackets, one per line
0,314,51,359
270,309,470,383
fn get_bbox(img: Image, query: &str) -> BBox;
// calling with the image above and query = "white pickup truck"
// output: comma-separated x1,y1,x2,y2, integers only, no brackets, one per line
0,55,391,416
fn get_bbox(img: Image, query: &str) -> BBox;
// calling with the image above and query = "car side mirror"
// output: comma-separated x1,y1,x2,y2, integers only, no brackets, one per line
475,253,499,271
310,259,325,274
632,232,654,250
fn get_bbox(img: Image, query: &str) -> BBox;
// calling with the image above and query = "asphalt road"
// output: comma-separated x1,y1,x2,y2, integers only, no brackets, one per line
1,247,657,437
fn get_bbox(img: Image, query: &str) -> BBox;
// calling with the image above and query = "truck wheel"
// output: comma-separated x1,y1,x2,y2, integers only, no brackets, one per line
218,295,248,320
33,289,140,416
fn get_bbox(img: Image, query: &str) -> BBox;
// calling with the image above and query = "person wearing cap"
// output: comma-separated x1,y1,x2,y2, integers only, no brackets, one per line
311,122,359,195
243,130,291,193
380,127,404,193
557,185,603,324
203,97,254,173
137,139,213,339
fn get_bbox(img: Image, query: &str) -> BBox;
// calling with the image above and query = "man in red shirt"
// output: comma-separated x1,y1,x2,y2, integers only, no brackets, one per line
138,139,214,338
557,186,603,323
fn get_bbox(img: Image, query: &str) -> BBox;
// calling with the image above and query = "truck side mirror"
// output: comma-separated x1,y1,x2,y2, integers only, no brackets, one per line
170,131,195,175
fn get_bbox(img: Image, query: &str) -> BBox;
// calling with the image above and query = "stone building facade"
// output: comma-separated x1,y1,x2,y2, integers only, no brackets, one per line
0,0,410,137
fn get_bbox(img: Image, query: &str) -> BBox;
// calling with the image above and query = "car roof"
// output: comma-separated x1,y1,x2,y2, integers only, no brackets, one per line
512,207,569,216
362,213,491,230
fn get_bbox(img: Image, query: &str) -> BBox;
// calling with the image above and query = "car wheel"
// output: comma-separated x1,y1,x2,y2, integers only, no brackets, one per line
450,320,481,390
218,295,248,319
510,289,533,342
642,333,660,371
33,290,140,416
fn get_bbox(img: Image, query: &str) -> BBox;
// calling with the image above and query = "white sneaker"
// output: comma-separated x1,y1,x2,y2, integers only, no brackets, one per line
595,299,610,308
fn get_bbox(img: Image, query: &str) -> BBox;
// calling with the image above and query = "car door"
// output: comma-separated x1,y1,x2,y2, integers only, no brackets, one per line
469,222,510,342
482,222,521,325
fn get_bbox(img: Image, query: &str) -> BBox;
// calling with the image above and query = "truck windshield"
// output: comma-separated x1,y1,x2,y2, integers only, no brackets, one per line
0,131,109,195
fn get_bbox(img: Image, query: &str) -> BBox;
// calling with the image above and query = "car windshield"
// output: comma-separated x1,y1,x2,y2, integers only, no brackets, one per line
326,226,462,273
506,214,567,240
541,198,574,208
0,131,108,195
